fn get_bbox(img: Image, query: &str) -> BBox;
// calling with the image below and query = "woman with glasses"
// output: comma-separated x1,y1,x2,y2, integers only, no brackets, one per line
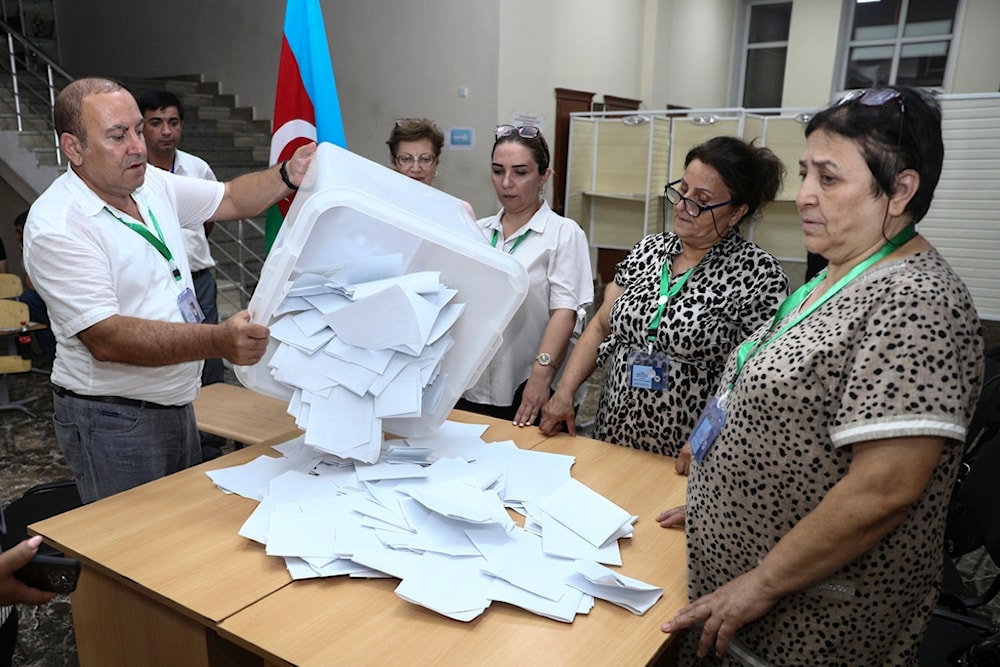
659,87,983,665
456,124,593,426
539,136,788,464
386,118,443,186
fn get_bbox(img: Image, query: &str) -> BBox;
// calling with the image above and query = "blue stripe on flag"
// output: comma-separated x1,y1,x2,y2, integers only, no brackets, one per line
283,0,346,147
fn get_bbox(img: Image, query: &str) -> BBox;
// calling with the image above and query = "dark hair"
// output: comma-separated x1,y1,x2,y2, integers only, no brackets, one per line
684,136,785,225
805,85,943,224
386,119,444,159
54,77,124,142
492,130,550,174
13,210,27,230
136,90,185,120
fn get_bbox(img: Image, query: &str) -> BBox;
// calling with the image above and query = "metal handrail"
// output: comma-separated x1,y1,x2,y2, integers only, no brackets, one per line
210,217,268,313
0,18,72,165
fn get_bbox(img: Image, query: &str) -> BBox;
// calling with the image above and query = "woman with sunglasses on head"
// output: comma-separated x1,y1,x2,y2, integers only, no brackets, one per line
659,87,983,665
455,124,593,426
387,118,443,186
539,136,788,466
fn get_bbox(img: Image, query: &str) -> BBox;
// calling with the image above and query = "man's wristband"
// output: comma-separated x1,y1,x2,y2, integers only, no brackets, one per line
279,161,299,191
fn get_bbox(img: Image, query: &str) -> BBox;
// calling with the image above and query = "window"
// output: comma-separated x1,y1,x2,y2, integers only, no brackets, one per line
741,1,793,108
843,0,960,89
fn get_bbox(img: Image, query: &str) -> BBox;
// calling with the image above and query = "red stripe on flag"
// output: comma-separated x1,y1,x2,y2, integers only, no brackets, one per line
273,36,316,135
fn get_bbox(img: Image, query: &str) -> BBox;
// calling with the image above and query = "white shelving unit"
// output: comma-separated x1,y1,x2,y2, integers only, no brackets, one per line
565,107,813,285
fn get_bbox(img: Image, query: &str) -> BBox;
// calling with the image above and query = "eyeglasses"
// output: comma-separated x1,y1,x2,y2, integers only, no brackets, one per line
495,124,541,140
395,153,437,168
834,88,906,146
664,180,734,218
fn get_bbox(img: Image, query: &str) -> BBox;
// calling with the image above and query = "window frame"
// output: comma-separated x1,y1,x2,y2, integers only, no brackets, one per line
735,0,794,109
835,0,966,93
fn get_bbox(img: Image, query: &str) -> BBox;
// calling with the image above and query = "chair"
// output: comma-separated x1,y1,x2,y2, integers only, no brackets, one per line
0,274,21,299
0,298,37,417
919,414,1000,664
0,481,82,661
0,481,82,556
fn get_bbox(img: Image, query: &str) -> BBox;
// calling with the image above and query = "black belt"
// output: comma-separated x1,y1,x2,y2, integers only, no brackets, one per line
50,384,178,410
191,268,211,279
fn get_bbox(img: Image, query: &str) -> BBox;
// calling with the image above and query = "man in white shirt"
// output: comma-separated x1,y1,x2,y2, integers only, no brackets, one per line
138,90,226,459
24,77,315,502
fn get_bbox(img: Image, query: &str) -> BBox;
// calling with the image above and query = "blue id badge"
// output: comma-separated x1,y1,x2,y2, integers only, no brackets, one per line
177,287,206,324
627,349,669,391
689,394,728,464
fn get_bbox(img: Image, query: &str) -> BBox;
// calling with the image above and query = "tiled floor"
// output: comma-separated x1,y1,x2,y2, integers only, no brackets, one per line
3,326,1000,665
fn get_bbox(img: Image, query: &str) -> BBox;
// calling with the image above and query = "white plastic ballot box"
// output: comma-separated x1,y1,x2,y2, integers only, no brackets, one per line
235,142,528,437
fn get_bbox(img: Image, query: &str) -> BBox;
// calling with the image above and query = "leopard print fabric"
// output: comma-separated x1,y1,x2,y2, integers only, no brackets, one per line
593,231,788,457
683,250,984,666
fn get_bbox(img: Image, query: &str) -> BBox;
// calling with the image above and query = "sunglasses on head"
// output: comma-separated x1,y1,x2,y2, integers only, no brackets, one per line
495,124,541,140
834,88,906,146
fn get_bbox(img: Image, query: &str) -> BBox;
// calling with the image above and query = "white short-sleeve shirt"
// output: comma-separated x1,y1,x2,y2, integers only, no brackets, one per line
463,200,594,406
24,165,225,405
171,148,219,271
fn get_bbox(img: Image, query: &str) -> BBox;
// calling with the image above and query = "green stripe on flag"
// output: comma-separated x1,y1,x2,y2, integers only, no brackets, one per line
265,204,284,256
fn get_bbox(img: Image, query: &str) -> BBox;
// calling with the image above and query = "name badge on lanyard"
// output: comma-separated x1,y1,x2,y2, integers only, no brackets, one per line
178,287,206,323
631,257,695,392
627,349,669,390
690,393,728,464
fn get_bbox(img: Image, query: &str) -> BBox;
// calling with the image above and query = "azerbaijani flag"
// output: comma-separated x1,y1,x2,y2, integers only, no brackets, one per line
265,0,346,253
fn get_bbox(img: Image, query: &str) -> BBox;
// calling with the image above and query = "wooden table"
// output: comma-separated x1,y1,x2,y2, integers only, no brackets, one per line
218,431,688,667
32,411,688,667
192,383,303,447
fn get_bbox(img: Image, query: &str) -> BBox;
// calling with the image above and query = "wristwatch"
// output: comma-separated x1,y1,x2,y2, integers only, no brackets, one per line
535,353,552,367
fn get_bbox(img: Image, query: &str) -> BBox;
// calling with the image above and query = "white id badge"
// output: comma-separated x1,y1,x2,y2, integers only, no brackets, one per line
627,349,669,391
689,396,727,464
178,287,206,323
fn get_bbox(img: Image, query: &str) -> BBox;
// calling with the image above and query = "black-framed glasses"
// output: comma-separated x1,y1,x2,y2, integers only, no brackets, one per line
495,124,541,140
664,180,734,218
395,153,437,168
835,88,906,146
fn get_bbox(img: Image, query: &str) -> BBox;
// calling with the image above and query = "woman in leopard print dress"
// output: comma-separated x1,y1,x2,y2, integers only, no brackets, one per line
539,136,788,465
659,87,984,665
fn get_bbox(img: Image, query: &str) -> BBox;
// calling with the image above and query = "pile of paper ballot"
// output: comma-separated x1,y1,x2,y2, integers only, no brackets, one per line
264,267,464,463
207,420,664,623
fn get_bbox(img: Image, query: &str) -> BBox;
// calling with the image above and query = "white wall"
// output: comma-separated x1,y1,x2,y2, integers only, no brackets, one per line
952,0,1000,94
782,0,844,107
652,0,740,110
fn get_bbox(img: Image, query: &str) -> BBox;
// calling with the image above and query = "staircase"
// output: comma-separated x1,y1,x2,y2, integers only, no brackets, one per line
0,65,273,319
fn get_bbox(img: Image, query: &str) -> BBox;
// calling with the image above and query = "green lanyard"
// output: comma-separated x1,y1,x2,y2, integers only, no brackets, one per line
491,228,531,254
728,225,917,391
647,259,695,347
104,206,182,282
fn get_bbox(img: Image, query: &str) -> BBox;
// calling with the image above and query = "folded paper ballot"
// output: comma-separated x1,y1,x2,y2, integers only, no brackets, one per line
207,421,665,625
565,560,664,615
262,267,463,463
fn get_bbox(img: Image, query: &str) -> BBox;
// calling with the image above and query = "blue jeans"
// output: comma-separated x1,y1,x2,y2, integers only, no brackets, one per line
52,392,201,504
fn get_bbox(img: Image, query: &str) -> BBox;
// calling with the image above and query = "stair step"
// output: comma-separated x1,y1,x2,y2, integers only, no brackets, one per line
17,131,54,149
195,105,256,122
0,113,51,133
180,130,270,149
